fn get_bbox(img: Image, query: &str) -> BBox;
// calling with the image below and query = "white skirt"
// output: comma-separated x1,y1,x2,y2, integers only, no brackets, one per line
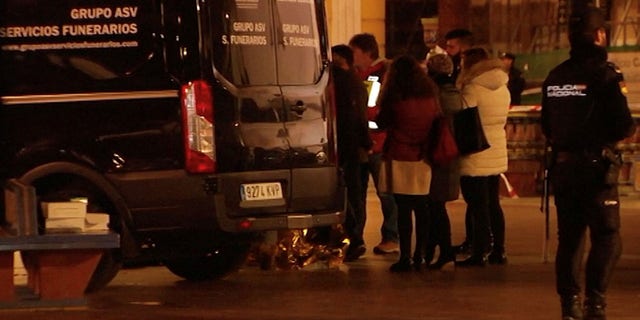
377,159,432,195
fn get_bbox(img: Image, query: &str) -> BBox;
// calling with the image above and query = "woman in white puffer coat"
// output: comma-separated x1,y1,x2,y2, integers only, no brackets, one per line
455,47,510,267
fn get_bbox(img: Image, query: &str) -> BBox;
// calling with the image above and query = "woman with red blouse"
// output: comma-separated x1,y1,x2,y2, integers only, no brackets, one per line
375,54,441,272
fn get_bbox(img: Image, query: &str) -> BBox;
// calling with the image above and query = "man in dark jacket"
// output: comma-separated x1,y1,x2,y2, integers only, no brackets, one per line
331,45,372,261
500,52,526,105
541,6,635,320
444,29,475,255
349,33,399,256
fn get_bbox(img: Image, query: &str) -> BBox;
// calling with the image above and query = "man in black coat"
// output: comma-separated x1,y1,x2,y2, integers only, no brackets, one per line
500,52,526,105
541,6,635,320
331,45,372,261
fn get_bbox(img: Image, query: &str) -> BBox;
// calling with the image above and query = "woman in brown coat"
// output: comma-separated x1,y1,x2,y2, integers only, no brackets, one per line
424,54,463,269
376,55,440,272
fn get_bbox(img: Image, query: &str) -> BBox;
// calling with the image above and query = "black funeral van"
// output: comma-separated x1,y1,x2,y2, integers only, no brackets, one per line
0,0,344,290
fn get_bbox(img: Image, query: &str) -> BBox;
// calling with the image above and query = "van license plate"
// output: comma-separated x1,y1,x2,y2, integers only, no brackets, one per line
241,182,283,201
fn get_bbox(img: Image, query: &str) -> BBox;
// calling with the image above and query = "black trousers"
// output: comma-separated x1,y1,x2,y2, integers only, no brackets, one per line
424,199,453,261
342,159,365,247
459,175,506,257
551,157,622,298
393,194,430,260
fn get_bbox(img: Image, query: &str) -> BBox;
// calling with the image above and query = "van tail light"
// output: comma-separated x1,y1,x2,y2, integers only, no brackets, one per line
181,80,216,173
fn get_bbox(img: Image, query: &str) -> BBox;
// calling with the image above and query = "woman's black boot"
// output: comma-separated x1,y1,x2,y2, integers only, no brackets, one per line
390,257,412,272
428,251,456,270
560,295,583,320
488,250,508,265
412,255,424,271
423,245,435,265
453,240,471,255
455,255,487,267
584,292,606,320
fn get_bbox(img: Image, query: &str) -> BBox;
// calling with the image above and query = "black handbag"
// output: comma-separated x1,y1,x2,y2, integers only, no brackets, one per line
453,97,490,155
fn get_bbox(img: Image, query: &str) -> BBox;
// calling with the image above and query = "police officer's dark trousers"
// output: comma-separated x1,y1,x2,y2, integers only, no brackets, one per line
551,152,622,304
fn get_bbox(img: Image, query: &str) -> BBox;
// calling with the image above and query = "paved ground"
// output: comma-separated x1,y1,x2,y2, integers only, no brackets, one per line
1,192,639,319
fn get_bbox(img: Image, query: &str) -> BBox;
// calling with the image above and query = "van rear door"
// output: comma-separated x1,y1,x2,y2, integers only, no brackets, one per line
205,0,343,226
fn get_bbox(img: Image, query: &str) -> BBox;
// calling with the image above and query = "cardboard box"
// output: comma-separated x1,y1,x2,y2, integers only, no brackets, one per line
85,213,110,231
45,217,85,233
41,202,87,219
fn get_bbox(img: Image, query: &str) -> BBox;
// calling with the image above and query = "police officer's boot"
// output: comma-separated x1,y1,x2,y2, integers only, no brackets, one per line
584,292,607,320
561,295,583,320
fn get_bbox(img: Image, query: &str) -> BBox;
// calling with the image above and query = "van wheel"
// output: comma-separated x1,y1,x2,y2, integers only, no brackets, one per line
164,243,251,281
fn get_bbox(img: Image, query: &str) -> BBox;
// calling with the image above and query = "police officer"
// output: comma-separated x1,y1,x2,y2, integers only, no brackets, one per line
541,5,635,320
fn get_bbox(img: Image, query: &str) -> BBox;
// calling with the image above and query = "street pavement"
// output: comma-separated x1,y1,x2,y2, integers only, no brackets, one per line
1,191,639,319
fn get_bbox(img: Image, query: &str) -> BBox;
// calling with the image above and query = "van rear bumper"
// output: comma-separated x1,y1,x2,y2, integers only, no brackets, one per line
214,191,345,232
107,169,346,232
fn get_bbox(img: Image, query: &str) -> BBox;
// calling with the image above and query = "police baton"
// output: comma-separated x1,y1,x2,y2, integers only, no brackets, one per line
540,143,552,263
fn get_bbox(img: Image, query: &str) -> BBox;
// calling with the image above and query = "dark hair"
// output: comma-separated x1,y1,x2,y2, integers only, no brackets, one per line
331,44,354,67
569,5,607,47
462,47,489,70
378,55,437,107
444,28,474,46
348,33,379,60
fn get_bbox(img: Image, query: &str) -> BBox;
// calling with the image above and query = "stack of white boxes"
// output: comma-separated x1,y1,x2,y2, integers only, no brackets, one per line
41,201,87,233
40,201,110,233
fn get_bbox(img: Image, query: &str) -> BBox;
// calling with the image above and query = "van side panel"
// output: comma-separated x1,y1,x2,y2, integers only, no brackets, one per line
1,0,344,265
0,0,166,95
